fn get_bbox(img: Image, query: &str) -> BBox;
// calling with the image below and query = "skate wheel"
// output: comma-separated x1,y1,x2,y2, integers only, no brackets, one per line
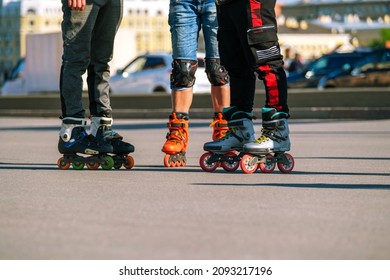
199,152,218,172
163,154,173,167
72,161,85,170
101,156,114,170
57,157,70,170
114,162,122,169
86,161,99,170
259,154,276,173
240,154,258,174
221,152,239,172
123,156,135,169
277,153,294,173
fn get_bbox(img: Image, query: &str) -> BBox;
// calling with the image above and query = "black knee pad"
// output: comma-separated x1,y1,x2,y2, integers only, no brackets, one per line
247,26,283,65
205,58,229,86
170,59,198,88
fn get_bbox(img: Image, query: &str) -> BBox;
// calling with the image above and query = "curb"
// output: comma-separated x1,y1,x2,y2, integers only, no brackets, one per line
1,88,389,119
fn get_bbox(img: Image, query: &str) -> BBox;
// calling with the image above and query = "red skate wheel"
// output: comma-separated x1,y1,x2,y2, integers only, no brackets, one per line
259,154,276,173
199,152,218,172
277,153,294,173
221,152,239,172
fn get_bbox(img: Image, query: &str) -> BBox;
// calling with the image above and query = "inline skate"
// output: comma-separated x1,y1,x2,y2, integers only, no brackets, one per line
162,112,189,167
240,107,294,174
57,117,115,170
90,116,135,169
200,107,255,172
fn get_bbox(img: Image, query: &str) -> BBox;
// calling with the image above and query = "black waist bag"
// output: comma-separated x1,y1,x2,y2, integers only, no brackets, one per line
215,0,235,5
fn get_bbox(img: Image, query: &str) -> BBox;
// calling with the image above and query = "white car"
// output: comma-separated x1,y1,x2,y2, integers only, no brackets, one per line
109,52,211,94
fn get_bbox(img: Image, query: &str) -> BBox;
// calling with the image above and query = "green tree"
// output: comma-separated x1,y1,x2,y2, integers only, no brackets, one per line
369,28,390,48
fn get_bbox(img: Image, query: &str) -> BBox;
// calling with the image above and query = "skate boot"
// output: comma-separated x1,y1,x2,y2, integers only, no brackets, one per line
161,112,189,167
210,112,229,141
240,107,294,174
57,117,114,170
200,106,255,172
90,116,135,169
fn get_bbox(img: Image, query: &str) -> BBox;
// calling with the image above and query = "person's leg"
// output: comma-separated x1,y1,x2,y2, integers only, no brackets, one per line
202,1,256,153
59,0,113,160
202,0,230,140
87,0,134,163
168,0,199,115
60,0,98,118
162,0,199,166
243,0,291,155
217,0,256,114
88,0,123,117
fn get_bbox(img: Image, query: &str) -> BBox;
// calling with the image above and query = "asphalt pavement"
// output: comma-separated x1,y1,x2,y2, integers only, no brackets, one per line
0,117,389,260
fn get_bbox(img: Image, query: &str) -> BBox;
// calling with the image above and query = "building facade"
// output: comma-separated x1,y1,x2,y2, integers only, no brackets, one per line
0,0,171,86
1,0,389,87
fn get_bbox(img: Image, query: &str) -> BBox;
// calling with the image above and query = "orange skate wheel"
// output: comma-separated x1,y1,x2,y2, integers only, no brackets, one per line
57,157,70,170
123,156,135,169
163,154,172,167
240,154,258,174
86,161,99,170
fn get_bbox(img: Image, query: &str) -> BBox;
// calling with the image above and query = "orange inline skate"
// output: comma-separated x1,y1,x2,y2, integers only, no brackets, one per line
162,112,189,167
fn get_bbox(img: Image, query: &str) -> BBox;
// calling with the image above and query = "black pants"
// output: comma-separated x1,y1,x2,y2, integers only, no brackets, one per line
60,0,123,118
217,0,289,115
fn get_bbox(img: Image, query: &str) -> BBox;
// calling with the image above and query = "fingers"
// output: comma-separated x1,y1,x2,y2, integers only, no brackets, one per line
68,0,86,11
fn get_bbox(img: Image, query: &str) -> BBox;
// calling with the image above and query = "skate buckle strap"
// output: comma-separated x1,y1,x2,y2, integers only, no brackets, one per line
168,122,186,128
228,120,244,127
166,130,187,143
218,127,244,142
102,129,123,141
256,129,287,143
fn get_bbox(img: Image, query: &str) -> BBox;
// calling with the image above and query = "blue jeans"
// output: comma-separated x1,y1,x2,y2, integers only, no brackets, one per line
169,0,219,61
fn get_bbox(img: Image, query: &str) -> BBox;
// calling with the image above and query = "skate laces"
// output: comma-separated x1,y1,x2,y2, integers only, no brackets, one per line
255,128,275,143
214,126,238,142
210,114,228,140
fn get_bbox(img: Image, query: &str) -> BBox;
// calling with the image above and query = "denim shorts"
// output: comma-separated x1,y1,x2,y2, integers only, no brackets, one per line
169,0,219,61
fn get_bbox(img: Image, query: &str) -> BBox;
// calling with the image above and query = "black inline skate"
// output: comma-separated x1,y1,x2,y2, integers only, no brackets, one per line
57,117,115,170
90,116,135,169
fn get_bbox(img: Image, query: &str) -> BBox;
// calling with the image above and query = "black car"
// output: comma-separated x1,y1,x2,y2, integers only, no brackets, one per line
287,50,370,88
318,48,390,89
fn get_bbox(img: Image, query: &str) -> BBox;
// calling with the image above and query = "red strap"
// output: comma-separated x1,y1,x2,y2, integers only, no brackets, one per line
249,0,262,27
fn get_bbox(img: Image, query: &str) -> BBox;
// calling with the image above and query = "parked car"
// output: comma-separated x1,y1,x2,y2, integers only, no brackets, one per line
109,52,210,94
1,58,26,96
287,50,370,88
318,48,390,89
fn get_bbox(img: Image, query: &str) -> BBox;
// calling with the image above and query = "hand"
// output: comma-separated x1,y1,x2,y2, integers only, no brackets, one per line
68,0,86,11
